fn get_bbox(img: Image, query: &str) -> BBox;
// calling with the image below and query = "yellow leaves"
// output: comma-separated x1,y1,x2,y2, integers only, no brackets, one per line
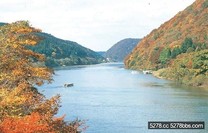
0,20,54,118
0,86,27,106
0,21,82,132
0,22,51,87
12,69,24,76
35,94,60,117
0,88,9,100
19,38,38,46
6,21,40,34
22,49,45,61
0,84,43,118
0,21,41,47
1,94,27,106
13,44,18,48
16,28,33,33
28,40,37,45
31,67,53,81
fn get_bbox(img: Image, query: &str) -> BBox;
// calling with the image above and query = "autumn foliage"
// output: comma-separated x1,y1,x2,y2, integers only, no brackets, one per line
124,0,208,87
0,21,83,132
125,0,208,70
0,112,53,133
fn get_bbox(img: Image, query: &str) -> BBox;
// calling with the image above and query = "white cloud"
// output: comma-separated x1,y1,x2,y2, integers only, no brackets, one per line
0,0,195,51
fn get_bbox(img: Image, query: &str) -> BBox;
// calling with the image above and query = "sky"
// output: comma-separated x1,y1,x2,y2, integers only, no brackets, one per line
0,0,195,51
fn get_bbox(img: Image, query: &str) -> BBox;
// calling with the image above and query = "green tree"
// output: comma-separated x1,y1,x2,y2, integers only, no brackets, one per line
171,47,181,58
181,38,195,53
159,48,171,64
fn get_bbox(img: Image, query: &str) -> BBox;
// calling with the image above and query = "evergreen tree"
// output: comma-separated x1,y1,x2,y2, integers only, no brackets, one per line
181,38,194,53
171,47,181,58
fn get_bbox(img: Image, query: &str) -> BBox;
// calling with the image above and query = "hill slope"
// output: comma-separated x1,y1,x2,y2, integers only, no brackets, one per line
96,51,106,57
125,0,208,87
106,38,140,62
28,32,106,67
0,22,7,26
0,23,106,67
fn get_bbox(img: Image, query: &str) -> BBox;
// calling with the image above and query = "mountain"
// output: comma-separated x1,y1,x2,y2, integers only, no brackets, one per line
106,38,141,62
0,22,7,26
96,51,106,57
29,32,106,67
125,0,208,87
0,23,106,67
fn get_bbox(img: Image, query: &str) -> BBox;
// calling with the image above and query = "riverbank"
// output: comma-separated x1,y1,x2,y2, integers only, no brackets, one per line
152,68,168,79
152,68,208,89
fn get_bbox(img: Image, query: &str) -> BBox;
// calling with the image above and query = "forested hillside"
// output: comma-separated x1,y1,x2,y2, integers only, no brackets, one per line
106,38,140,62
96,51,106,57
0,22,6,26
0,23,106,67
125,0,208,87
29,32,106,67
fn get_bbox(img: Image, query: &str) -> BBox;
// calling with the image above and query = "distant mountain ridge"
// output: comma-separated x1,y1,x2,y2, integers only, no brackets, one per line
106,38,140,62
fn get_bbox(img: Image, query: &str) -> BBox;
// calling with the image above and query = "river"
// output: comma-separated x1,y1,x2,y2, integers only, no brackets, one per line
39,63,208,133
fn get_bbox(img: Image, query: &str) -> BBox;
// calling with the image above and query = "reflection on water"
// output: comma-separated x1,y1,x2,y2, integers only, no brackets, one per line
39,63,208,133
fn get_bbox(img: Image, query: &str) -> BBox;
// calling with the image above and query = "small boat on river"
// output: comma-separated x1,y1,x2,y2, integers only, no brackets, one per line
64,83,74,87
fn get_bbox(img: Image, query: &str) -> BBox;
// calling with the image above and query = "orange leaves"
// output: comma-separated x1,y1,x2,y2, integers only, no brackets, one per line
12,43,18,48
0,21,52,88
169,41,180,49
16,27,33,33
0,21,83,133
0,112,85,133
187,60,193,68
26,39,37,45
1,21,41,50
124,0,208,70
36,81,44,86
32,67,52,79
6,21,41,34
0,112,54,133
17,34,40,46
53,114,66,122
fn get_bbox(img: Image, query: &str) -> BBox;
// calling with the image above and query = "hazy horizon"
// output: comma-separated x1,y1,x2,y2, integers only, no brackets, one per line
1,0,195,51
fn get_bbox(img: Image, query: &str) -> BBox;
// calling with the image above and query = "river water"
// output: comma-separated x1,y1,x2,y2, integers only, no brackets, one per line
39,63,208,133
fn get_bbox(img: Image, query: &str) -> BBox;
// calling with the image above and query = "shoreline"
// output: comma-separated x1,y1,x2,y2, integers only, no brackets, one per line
152,68,208,89
152,68,168,80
